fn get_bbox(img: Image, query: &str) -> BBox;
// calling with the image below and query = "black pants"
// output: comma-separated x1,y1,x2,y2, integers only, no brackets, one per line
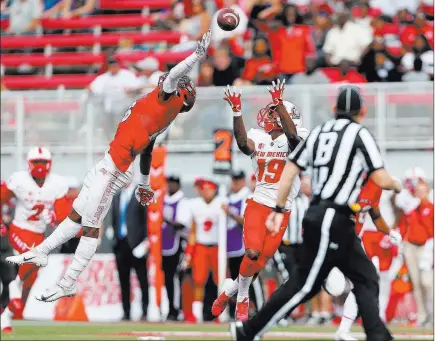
243,204,392,341
114,238,149,319
162,244,183,318
272,244,302,284
0,251,18,310
228,255,265,318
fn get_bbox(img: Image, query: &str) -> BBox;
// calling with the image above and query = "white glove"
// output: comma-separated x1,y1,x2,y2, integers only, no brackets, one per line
394,190,420,215
132,239,149,259
195,29,211,59
40,209,56,228
135,183,156,206
389,229,402,246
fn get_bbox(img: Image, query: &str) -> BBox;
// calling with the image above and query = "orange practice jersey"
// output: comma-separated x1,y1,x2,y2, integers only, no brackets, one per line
109,87,184,172
355,178,382,235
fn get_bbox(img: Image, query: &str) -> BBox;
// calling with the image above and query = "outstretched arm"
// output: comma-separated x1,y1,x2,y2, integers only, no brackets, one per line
267,79,301,149
223,85,255,156
161,30,211,97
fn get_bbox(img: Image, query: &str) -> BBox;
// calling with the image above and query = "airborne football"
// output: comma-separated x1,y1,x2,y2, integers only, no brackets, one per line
0,1,433,341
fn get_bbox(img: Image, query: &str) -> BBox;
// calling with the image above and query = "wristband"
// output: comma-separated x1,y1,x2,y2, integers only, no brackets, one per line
233,111,242,117
273,205,286,213
142,175,150,185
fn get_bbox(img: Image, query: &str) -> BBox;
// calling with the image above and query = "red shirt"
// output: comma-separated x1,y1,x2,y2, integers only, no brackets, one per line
322,68,367,84
355,178,382,235
400,24,434,48
402,200,434,245
109,87,183,172
242,57,277,81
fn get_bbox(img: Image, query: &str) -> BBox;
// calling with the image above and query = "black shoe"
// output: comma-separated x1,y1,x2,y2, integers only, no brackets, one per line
166,313,179,321
230,321,257,341
141,314,147,321
122,314,130,321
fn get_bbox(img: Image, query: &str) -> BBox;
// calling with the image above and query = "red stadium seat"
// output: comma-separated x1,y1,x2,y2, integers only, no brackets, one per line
99,0,171,10
1,14,154,30
0,31,181,49
1,53,105,67
2,75,97,89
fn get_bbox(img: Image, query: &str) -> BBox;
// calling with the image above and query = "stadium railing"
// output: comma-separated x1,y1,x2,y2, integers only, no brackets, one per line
1,83,433,172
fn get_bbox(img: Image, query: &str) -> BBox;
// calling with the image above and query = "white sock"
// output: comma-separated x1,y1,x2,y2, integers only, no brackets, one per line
338,292,358,334
8,276,22,299
378,271,391,322
59,236,98,287
223,278,239,297
2,307,12,318
311,311,320,318
236,275,252,302
320,311,331,319
35,218,81,254
192,301,203,322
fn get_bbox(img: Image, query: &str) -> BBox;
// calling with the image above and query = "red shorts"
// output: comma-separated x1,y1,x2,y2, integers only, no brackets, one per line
193,244,218,286
243,199,290,258
8,223,45,283
362,231,394,272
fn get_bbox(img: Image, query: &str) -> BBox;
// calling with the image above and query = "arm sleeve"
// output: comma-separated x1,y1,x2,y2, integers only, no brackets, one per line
89,74,106,95
162,52,200,94
175,198,193,228
355,127,384,174
1,180,14,202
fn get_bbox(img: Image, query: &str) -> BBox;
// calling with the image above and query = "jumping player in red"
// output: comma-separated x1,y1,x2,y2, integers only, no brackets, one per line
332,177,402,341
7,31,212,302
1,147,71,332
212,80,309,321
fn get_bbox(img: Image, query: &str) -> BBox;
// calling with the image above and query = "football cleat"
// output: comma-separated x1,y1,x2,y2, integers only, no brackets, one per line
1,309,12,334
35,282,77,302
335,332,358,341
236,297,249,322
6,249,47,267
229,321,260,341
212,291,232,317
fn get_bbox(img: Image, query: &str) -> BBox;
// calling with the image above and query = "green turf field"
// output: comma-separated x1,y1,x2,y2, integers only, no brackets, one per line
2,321,433,340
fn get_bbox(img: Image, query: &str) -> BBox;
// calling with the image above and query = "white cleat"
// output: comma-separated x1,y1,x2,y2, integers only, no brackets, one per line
335,332,358,341
6,249,48,267
35,282,77,302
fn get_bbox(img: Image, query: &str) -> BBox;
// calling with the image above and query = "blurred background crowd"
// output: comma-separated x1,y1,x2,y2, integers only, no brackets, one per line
0,0,434,91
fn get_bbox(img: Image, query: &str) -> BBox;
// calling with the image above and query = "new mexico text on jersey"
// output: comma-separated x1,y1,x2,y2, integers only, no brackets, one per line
248,128,300,210
5,171,69,234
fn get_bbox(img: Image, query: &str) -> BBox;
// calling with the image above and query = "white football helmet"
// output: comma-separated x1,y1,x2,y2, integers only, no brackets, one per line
27,147,52,179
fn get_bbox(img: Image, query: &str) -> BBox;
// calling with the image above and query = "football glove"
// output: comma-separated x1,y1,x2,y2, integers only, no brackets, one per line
40,209,56,229
266,79,285,105
135,183,156,206
195,29,211,59
389,229,402,246
223,85,242,116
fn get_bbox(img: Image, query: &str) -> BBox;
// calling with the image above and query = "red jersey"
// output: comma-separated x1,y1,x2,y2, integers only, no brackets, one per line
109,87,183,172
355,178,382,235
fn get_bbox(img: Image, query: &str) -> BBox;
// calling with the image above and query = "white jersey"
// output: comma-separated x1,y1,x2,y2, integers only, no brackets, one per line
190,196,224,246
7,171,69,233
248,128,300,210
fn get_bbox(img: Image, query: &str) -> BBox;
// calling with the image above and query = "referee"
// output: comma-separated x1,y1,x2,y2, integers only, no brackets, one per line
230,85,401,341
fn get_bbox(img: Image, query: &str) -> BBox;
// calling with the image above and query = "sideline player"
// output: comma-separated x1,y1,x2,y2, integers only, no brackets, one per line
1,147,71,332
331,176,402,340
212,80,309,321
7,31,212,302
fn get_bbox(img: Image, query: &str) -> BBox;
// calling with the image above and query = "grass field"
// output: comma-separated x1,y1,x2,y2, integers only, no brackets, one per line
2,321,433,340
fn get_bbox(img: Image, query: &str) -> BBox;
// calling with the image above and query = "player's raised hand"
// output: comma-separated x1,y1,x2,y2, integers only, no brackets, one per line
389,229,402,246
135,184,156,206
223,85,242,115
266,79,285,105
195,29,212,59
266,211,283,236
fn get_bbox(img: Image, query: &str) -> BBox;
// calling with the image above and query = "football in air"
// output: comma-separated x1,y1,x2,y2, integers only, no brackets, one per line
217,8,240,31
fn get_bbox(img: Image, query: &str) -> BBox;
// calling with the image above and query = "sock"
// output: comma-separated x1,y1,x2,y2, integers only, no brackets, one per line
35,218,81,254
8,276,22,299
2,307,12,318
239,256,258,278
338,292,357,334
320,311,331,319
311,311,320,318
192,301,203,322
223,278,239,297
237,275,253,302
59,236,98,287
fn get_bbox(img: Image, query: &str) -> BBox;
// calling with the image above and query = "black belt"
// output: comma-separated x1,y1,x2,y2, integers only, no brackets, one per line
311,199,356,216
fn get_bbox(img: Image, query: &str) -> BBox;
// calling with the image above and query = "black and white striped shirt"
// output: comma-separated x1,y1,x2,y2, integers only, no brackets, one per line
282,194,310,245
289,117,384,207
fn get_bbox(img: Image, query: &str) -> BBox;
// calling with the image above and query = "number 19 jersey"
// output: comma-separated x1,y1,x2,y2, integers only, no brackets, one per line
248,128,300,210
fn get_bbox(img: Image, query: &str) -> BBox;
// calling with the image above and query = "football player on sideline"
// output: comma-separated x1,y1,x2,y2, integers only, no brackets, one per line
212,80,309,321
6,31,212,302
1,147,71,332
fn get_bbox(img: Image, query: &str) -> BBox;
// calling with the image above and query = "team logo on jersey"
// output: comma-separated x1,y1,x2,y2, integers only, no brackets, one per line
258,143,264,150
204,219,213,232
